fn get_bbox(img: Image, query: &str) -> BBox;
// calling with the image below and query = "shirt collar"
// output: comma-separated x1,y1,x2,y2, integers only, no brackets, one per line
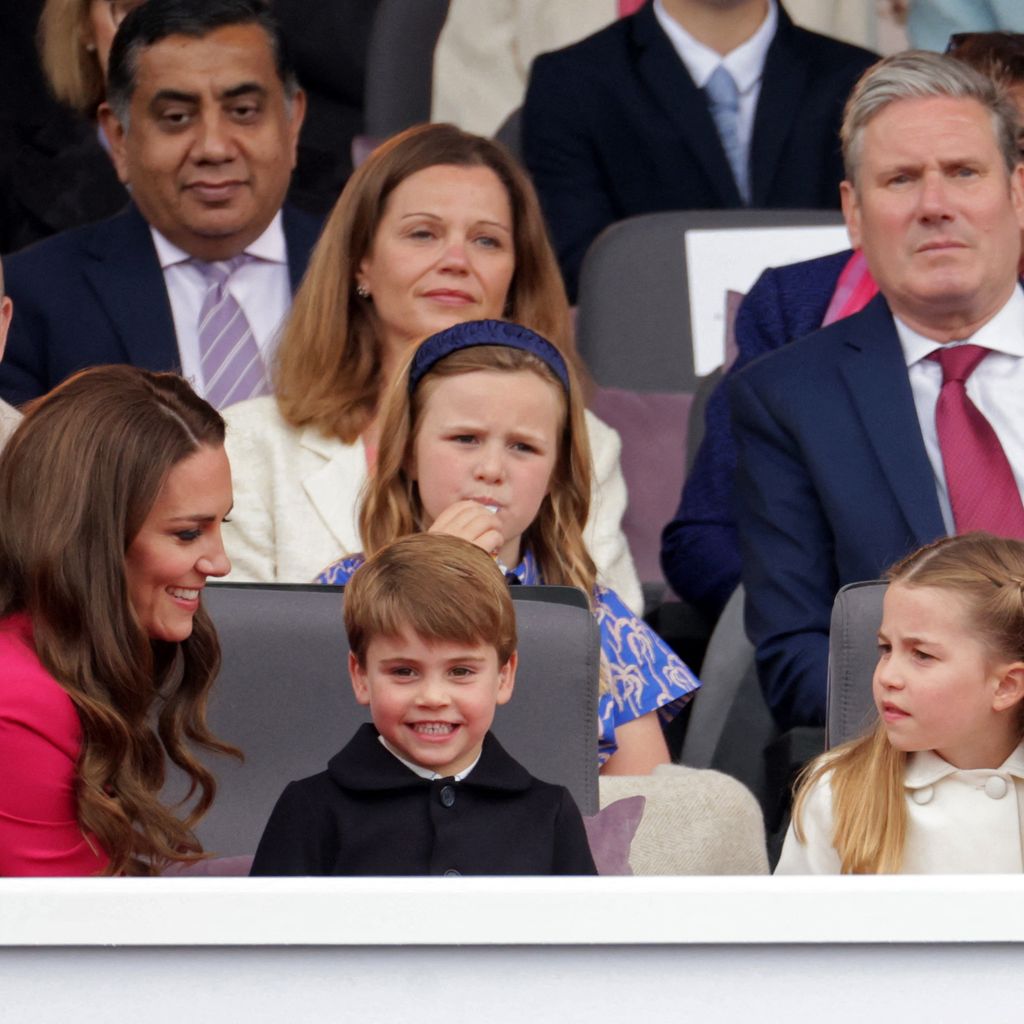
904,742,1024,789
506,548,542,585
895,284,1024,367
150,209,287,270
377,734,480,781
653,0,776,93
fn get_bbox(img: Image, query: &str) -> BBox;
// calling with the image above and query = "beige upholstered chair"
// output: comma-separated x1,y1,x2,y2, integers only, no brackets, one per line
599,764,769,875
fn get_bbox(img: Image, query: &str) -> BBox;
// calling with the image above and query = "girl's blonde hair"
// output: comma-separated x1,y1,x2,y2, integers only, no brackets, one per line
274,123,574,445
360,340,596,601
792,532,1024,873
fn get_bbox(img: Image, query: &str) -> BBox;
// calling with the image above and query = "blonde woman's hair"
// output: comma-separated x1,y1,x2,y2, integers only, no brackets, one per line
273,123,575,445
360,340,596,601
39,0,106,115
792,532,1024,873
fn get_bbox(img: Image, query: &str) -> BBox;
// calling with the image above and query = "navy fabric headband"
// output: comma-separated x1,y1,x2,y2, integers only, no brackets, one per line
407,320,570,393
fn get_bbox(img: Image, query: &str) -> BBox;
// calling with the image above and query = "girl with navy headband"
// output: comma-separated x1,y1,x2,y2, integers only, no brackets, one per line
318,320,699,773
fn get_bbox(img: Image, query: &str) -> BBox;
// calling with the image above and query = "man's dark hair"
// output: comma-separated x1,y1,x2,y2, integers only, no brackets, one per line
107,0,299,123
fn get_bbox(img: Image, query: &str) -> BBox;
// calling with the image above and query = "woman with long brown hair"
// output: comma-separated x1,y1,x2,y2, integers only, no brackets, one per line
222,122,643,614
0,365,236,876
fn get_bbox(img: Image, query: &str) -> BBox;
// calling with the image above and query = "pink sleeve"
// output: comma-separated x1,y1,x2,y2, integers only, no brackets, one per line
0,635,109,877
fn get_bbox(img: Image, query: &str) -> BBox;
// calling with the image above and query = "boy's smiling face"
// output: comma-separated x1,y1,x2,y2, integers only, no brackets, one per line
349,628,516,777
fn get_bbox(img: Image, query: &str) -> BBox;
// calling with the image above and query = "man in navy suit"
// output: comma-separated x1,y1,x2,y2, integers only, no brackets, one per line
0,0,319,408
522,0,876,299
729,52,1024,729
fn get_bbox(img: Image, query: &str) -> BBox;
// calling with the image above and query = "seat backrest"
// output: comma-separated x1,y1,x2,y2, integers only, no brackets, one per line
364,0,450,137
164,582,600,857
576,209,843,588
827,580,886,748
589,385,691,586
678,585,779,810
575,209,846,393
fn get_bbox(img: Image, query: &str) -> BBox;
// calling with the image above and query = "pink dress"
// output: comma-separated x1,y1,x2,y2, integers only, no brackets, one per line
0,613,109,876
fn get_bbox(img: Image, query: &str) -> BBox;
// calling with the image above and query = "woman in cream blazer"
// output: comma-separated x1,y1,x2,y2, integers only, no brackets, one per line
223,124,643,614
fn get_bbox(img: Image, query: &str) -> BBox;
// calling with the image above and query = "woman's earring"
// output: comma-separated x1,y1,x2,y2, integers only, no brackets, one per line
356,283,370,299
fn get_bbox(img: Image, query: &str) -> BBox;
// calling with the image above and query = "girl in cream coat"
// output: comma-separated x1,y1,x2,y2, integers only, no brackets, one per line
777,534,1024,875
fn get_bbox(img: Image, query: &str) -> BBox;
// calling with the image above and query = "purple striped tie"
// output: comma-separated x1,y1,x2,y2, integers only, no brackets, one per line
196,256,270,409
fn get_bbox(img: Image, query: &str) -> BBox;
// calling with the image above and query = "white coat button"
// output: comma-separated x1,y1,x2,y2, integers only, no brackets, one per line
912,786,933,805
984,776,1008,800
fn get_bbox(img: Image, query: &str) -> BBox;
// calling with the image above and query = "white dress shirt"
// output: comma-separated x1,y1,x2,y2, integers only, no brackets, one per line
379,735,480,781
895,285,1024,535
653,0,778,153
151,211,292,401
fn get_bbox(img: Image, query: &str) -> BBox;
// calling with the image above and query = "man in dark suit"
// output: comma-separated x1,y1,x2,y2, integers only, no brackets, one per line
522,0,876,299
0,0,319,409
729,52,1024,729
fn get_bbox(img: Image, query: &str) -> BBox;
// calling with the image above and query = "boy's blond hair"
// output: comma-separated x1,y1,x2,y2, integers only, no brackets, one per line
343,533,517,666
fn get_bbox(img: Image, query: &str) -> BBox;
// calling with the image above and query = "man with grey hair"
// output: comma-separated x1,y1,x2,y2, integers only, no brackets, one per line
728,51,1024,730
0,258,19,448
0,0,319,409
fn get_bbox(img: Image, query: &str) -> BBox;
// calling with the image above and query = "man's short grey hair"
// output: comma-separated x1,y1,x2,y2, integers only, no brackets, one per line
841,50,1022,185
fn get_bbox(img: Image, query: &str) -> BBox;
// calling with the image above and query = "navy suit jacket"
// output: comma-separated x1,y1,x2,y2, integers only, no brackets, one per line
0,203,322,407
522,2,876,298
728,294,946,729
661,249,853,618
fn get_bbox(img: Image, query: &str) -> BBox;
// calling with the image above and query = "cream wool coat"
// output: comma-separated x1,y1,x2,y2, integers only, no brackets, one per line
222,396,644,615
775,744,1024,874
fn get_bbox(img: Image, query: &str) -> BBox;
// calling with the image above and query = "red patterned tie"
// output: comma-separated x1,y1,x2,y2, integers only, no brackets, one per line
928,344,1024,536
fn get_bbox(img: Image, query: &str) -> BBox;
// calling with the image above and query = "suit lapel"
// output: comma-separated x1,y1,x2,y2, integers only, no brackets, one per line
749,6,806,205
80,205,180,372
631,5,741,206
299,427,366,554
281,203,324,293
837,295,946,545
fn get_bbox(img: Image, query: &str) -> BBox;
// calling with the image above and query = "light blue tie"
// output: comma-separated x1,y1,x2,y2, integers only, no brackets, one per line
704,65,750,204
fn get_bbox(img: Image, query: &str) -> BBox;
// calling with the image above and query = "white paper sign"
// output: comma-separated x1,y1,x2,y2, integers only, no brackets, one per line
686,225,851,376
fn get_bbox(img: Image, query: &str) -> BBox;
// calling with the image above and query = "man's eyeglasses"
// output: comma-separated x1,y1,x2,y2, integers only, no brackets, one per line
104,0,146,28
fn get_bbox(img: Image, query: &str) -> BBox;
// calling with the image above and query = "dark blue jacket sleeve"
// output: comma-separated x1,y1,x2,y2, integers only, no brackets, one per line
727,366,833,728
660,252,851,620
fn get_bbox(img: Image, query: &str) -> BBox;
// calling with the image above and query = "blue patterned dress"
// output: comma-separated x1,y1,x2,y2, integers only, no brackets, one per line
317,549,700,766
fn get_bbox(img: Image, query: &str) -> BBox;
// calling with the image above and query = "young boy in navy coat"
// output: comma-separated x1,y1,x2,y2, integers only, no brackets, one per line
250,533,597,876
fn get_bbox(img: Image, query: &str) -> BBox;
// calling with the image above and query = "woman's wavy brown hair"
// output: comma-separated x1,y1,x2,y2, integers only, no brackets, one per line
273,122,575,444
361,341,596,600
0,366,239,875
792,532,1024,873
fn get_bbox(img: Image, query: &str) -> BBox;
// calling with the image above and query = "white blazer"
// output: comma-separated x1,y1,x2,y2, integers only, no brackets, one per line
775,744,1024,874
222,396,644,615
0,398,21,450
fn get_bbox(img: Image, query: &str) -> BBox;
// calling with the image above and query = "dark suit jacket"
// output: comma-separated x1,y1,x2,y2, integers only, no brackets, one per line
0,203,322,407
661,249,853,619
728,294,946,730
0,107,129,255
250,723,597,876
522,2,876,298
